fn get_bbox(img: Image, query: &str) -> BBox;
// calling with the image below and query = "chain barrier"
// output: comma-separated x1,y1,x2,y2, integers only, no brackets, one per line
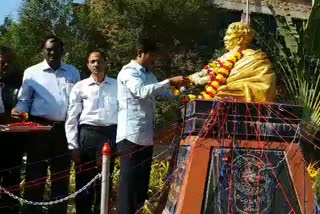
0,120,182,208
0,139,178,207
0,173,101,206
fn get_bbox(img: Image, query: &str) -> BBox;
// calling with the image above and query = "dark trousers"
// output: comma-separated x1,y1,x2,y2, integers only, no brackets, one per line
118,139,153,214
0,133,24,214
75,124,117,214
22,123,70,214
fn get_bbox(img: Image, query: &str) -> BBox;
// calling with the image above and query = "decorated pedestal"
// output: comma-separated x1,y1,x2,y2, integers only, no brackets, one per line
163,100,314,214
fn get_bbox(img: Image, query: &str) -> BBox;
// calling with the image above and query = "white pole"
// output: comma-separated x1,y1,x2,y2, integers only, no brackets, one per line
246,0,250,24
100,143,111,214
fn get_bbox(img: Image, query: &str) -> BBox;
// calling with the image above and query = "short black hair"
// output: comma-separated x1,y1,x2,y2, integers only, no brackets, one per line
136,38,160,54
87,49,106,62
42,36,64,49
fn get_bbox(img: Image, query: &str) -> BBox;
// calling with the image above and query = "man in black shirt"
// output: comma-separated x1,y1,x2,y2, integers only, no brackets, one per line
0,46,23,214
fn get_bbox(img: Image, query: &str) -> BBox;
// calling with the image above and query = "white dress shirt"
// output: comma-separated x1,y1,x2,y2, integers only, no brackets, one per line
117,60,173,146
15,60,80,121
65,75,118,150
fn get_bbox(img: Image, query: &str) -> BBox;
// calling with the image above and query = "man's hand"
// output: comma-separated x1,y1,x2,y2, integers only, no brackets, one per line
11,108,24,120
169,76,190,88
71,149,81,165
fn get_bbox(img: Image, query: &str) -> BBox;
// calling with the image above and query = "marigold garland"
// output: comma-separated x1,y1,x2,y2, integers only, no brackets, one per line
307,161,319,180
186,49,243,101
170,50,243,101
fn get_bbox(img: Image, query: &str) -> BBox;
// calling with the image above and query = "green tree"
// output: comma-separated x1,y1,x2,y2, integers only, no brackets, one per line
0,0,74,71
0,0,104,74
0,0,225,77
0,17,13,36
83,0,225,77
304,0,320,59
0,0,228,128
252,6,320,127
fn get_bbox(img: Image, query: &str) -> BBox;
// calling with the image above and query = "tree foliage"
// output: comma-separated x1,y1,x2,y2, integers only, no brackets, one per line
0,0,225,77
1,0,318,126
0,0,230,128
304,0,320,59
252,7,320,127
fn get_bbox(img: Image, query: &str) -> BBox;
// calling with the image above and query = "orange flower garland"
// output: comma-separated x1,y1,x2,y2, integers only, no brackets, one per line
188,49,243,101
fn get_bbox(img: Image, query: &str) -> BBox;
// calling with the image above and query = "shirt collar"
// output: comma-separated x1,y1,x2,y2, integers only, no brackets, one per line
42,60,66,72
130,60,147,73
88,75,109,86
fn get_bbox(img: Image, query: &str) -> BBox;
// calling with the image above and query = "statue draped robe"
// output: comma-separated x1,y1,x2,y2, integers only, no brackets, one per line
215,49,276,102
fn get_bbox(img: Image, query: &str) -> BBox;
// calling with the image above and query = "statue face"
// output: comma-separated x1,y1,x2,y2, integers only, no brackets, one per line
223,22,253,51
224,28,240,51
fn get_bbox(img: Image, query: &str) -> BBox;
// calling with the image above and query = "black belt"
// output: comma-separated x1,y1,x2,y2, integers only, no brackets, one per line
80,124,116,131
29,115,65,127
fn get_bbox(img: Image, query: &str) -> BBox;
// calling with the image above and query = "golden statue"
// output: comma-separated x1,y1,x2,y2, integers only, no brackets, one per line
187,22,276,102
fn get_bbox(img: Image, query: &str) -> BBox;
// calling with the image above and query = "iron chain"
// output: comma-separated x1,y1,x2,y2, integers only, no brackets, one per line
0,173,101,206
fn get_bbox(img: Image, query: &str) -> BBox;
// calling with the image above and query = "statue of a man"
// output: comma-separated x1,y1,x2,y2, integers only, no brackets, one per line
188,22,276,102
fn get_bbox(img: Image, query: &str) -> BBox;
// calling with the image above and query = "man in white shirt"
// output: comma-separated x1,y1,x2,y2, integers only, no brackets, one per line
11,36,80,214
117,38,190,214
65,50,117,214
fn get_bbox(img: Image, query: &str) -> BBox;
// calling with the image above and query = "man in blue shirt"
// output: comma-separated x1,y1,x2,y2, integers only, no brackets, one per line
12,36,80,214
117,38,189,214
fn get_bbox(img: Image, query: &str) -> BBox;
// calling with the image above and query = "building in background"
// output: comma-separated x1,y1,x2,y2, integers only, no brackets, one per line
211,0,312,20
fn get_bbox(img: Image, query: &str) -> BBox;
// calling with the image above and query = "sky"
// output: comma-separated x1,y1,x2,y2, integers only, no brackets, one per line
0,0,85,25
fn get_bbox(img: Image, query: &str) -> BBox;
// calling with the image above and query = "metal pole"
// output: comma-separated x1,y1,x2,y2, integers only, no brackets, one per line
100,143,111,214
246,0,250,24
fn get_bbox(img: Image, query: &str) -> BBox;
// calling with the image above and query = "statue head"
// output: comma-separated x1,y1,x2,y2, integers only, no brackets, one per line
224,22,254,51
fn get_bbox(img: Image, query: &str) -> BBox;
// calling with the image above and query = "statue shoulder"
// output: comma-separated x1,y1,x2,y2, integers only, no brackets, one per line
243,48,265,55
242,49,255,55
243,49,269,59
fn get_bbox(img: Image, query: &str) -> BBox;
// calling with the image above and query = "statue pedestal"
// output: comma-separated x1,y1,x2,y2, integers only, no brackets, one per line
163,100,314,214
